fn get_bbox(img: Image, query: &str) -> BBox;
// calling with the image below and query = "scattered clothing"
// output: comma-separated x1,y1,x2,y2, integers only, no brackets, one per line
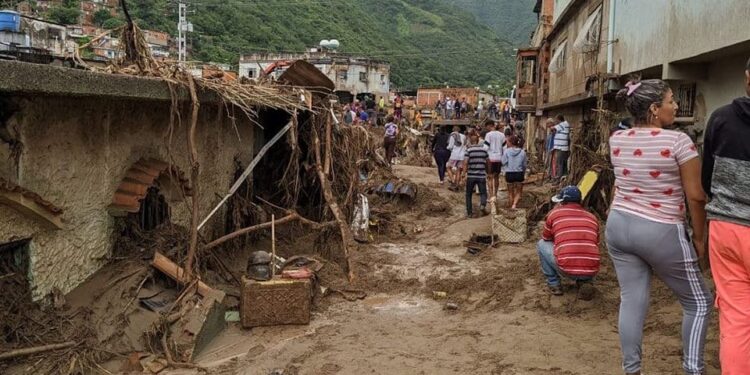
609,128,698,224
606,210,711,375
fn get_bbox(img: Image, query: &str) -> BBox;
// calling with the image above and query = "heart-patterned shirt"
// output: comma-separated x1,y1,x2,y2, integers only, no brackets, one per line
610,128,698,224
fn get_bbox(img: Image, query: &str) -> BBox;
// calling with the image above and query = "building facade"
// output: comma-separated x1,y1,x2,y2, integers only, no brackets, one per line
516,0,750,155
239,49,391,101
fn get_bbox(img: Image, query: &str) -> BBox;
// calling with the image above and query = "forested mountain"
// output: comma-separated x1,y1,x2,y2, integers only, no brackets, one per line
42,0,537,90
452,0,538,46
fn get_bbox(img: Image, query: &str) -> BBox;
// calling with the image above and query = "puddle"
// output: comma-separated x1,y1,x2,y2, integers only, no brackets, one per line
372,243,480,282
362,295,435,314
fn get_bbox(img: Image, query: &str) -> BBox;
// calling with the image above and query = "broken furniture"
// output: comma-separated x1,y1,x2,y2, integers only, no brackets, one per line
240,276,312,328
150,252,226,361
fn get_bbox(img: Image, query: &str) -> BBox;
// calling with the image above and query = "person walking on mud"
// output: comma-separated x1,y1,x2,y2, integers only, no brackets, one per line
483,120,505,200
383,115,399,165
447,126,466,189
463,130,489,218
701,57,750,375
607,79,712,375
431,126,451,185
502,135,527,209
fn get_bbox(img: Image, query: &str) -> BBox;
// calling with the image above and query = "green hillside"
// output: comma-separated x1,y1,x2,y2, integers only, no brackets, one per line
452,0,538,46
87,0,534,90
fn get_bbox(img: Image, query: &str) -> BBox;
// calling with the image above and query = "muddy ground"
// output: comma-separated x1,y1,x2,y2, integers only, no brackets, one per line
164,164,720,375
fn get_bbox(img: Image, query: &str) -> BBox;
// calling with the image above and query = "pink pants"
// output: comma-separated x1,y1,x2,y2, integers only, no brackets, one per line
709,220,750,374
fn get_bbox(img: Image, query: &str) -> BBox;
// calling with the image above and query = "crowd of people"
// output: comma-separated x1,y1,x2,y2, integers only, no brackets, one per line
341,94,395,126
430,118,528,217
434,96,514,122
425,58,750,375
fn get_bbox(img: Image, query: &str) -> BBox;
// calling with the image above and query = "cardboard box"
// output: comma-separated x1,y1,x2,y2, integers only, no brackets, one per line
240,276,311,328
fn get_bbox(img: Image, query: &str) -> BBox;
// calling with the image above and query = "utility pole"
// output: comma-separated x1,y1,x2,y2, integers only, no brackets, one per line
177,1,192,64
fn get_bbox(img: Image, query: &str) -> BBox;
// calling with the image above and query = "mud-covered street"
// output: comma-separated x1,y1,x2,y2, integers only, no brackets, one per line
181,165,721,375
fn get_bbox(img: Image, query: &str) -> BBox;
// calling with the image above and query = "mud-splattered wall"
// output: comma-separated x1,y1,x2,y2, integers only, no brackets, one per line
0,96,258,300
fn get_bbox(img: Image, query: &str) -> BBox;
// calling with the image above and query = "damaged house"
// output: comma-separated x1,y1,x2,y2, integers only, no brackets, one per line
0,60,278,301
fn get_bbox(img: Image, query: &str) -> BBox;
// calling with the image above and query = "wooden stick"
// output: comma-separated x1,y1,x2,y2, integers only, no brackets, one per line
324,115,332,175
271,214,276,277
312,122,354,281
184,74,201,282
0,341,76,361
197,121,294,231
204,213,300,250
151,252,217,298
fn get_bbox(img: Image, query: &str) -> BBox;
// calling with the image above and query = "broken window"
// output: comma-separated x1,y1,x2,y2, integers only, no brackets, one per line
132,186,170,231
380,74,385,83
519,56,536,86
0,239,31,303
675,83,696,118
247,68,256,78
337,71,348,81
573,5,603,53
359,72,368,82
548,40,567,73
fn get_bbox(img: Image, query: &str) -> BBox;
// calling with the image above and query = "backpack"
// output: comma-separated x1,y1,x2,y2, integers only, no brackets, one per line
451,132,463,147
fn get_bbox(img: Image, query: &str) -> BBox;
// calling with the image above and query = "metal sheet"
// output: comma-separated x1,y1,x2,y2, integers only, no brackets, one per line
279,60,334,92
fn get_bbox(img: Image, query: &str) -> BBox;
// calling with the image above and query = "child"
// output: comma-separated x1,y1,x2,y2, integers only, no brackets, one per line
502,135,527,209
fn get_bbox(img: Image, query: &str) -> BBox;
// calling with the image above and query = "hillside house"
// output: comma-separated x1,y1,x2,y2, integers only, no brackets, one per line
239,48,391,102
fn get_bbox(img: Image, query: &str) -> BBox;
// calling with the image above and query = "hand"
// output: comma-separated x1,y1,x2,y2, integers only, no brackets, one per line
692,236,706,259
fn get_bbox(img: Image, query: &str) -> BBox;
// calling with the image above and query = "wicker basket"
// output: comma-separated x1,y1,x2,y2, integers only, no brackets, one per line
240,276,312,328
492,206,528,244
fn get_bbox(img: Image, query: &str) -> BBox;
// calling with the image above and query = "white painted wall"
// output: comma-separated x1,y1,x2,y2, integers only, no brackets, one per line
612,0,750,75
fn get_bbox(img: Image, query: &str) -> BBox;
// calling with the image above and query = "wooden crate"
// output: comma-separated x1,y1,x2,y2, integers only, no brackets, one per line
240,276,311,328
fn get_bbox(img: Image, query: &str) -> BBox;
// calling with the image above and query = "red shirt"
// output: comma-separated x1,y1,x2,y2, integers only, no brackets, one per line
542,203,600,277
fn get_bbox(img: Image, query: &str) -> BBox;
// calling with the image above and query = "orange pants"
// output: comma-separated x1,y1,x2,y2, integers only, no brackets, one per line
709,220,750,374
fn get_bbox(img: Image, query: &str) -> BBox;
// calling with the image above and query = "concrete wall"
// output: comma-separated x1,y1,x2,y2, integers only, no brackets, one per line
548,0,608,104
239,60,390,100
553,0,574,24
0,97,257,300
699,54,747,121
612,0,750,75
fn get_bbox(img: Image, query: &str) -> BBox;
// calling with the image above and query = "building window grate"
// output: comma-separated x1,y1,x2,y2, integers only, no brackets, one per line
676,83,696,118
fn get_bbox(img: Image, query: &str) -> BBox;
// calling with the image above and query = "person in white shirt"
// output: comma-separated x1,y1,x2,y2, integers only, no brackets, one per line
548,114,571,180
482,120,505,199
446,126,467,188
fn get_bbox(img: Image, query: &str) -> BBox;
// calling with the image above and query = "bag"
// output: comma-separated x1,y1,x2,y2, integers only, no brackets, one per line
451,132,463,147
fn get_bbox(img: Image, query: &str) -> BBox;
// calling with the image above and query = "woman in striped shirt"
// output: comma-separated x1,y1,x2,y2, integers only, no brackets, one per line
606,79,711,375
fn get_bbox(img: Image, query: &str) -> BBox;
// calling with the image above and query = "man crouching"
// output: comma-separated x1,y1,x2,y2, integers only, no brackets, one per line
536,186,600,300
